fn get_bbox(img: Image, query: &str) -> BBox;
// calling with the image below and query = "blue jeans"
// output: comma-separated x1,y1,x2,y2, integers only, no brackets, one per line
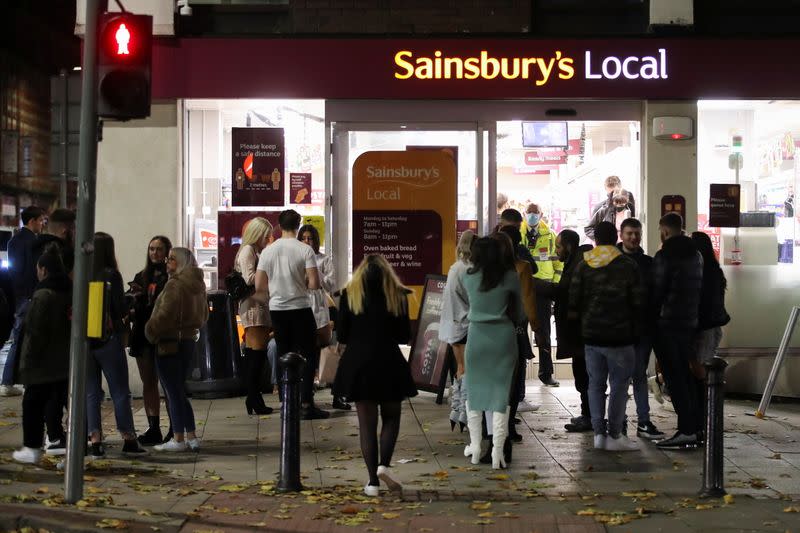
1,300,30,385
585,344,635,437
632,336,652,424
87,334,136,437
155,340,196,434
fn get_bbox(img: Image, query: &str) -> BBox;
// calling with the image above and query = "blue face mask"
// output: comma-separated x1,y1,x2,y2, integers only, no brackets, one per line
527,214,541,227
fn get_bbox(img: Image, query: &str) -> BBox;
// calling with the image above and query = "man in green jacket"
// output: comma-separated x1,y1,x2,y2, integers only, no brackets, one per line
521,203,561,386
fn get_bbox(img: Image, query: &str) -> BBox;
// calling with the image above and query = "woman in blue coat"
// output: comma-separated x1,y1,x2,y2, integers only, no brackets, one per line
462,237,524,469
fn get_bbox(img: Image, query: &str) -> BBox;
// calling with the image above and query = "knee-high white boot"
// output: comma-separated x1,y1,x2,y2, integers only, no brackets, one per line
463,402,483,465
491,407,510,469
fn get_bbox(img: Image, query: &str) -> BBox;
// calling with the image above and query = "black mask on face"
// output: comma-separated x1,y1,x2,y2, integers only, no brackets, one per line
614,205,626,213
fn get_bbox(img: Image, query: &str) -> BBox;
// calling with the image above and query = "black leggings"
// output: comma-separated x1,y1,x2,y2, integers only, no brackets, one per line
22,380,68,449
355,401,402,486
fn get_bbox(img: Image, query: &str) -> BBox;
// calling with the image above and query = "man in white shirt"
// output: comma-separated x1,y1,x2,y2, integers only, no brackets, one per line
255,210,328,420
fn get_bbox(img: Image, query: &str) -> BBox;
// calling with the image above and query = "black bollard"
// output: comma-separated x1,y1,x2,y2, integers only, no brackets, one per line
277,352,306,493
699,356,728,499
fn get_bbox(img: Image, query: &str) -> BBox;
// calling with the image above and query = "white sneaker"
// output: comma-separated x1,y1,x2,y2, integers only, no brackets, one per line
0,385,22,397
377,465,401,492
363,483,379,497
12,447,42,464
517,401,541,412
186,438,201,452
153,439,187,452
593,434,607,450
605,434,639,451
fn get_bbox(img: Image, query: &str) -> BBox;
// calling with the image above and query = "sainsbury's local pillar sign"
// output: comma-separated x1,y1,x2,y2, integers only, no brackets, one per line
394,48,668,84
352,151,456,319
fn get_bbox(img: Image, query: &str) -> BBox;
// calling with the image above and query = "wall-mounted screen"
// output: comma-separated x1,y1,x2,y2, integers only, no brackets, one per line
521,121,568,148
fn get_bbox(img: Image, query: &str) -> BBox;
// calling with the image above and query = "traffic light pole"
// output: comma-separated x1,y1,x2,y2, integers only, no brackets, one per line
65,0,101,504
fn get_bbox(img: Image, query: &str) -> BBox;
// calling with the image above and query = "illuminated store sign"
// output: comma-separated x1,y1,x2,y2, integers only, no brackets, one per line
394,48,668,85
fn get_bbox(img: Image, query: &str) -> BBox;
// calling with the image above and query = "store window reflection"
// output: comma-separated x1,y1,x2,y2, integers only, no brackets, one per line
496,120,641,244
698,101,800,266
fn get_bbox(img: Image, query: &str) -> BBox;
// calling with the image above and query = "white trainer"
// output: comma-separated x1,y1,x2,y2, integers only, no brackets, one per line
154,438,187,452
605,434,639,452
0,385,22,397
12,447,42,464
377,465,402,492
363,483,379,497
593,434,607,450
187,438,201,452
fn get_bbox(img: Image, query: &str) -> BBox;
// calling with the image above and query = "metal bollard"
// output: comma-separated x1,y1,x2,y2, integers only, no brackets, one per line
277,352,306,493
699,356,729,499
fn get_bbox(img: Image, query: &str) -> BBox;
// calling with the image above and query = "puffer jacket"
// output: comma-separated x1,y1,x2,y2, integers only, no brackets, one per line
568,245,643,347
617,243,655,334
19,273,72,385
145,266,209,347
650,235,703,331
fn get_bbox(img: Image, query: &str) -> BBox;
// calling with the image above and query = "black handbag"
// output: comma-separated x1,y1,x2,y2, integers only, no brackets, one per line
225,270,254,301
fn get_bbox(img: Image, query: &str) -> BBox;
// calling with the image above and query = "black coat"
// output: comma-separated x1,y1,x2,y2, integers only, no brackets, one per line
651,235,704,331
585,191,636,240
127,265,169,356
552,252,584,359
7,227,38,303
333,286,417,402
33,234,74,274
617,244,655,334
698,263,730,331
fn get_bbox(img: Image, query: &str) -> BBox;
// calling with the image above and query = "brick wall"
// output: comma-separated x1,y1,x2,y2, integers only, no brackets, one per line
292,0,532,34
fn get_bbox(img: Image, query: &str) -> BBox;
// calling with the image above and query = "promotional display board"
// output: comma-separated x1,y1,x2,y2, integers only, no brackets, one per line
407,275,450,400
217,210,282,288
231,128,285,207
352,150,457,318
709,184,741,227
290,172,312,204
302,215,325,247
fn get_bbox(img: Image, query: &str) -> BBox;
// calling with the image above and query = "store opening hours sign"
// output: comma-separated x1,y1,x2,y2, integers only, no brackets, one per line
352,151,456,319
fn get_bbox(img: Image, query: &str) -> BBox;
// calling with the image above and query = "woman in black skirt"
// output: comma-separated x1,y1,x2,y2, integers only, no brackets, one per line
333,254,417,497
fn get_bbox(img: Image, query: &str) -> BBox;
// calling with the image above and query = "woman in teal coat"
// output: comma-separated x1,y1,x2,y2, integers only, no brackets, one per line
462,236,524,469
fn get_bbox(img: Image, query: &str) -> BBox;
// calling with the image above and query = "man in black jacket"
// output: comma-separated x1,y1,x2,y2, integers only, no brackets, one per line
618,218,665,441
651,213,704,449
569,222,643,451
1,206,46,396
550,230,593,432
32,209,75,273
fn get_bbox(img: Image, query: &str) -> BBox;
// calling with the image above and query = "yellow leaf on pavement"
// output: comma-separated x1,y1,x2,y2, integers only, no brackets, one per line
487,474,509,481
95,519,128,529
723,494,735,505
218,484,247,492
695,504,714,510
381,513,400,519
469,501,491,511
784,506,800,513
477,512,494,518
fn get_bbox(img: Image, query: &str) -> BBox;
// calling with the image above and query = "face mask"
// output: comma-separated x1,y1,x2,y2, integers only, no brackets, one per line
527,214,541,227
615,205,626,213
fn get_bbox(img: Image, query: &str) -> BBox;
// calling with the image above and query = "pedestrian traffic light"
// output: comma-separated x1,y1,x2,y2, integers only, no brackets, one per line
97,12,153,120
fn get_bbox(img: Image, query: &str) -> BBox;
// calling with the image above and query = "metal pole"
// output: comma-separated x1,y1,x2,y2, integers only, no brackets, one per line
65,0,100,504
756,306,800,418
700,356,728,499
59,69,69,208
277,352,305,493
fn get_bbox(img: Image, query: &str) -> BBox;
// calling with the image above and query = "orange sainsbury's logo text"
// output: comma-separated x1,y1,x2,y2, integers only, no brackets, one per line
394,50,575,86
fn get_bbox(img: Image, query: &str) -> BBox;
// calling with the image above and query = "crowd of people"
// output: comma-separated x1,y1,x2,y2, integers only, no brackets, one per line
441,199,730,462
0,195,729,497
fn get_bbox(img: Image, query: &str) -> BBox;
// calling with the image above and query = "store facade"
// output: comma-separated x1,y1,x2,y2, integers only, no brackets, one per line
97,37,800,396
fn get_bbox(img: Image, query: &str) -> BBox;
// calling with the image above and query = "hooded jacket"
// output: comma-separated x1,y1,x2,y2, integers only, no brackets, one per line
19,273,72,385
568,245,643,346
145,266,209,346
650,235,703,331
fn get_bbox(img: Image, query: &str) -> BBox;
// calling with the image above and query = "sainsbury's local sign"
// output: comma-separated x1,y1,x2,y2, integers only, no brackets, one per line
394,48,668,85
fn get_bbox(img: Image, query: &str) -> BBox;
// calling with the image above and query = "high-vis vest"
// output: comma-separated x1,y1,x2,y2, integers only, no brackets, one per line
521,220,563,283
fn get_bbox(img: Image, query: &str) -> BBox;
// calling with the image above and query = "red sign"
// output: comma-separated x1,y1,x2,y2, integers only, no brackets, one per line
697,214,721,260
456,220,478,243
524,151,567,165
231,128,285,207
289,172,312,204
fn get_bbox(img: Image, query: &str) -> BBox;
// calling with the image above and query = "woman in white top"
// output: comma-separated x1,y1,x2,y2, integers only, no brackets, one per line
298,224,350,410
234,217,274,415
439,230,477,431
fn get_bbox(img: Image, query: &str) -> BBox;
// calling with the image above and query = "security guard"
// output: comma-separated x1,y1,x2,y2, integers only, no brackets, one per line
521,203,562,386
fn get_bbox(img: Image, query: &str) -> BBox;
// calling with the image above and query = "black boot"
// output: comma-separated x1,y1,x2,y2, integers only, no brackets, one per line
503,437,512,464
480,439,493,464
245,348,273,415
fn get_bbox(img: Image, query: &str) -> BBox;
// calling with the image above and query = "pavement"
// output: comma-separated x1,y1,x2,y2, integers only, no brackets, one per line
0,381,797,532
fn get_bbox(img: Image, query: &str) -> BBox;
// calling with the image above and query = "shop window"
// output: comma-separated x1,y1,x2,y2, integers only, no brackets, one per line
184,99,325,288
496,120,641,244
698,100,800,266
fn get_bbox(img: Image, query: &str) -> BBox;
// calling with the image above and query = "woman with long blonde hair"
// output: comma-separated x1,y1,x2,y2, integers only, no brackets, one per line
234,217,274,415
333,254,417,497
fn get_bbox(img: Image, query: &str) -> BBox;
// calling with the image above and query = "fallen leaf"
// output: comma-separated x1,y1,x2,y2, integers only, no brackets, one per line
784,506,800,513
723,494,735,505
469,501,491,511
486,474,509,481
341,505,360,514
381,513,400,519
695,504,714,510
218,484,248,492
432,470,449,479
477,512,495,518
95,519,128,529
33,487,50,494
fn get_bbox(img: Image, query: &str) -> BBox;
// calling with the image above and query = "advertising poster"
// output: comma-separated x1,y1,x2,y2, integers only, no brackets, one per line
709,184,741,227
290,172,312,204
456,220,478,243
217,210,282,288
302,215,325,247
231,128,285,207
407,275,450,395
352,150,457,318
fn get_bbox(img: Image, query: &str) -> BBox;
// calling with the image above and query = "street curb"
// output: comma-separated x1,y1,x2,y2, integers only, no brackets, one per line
0,504,182,533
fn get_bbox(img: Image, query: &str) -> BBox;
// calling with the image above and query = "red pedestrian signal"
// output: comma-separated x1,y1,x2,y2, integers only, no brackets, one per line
97,13,152,120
